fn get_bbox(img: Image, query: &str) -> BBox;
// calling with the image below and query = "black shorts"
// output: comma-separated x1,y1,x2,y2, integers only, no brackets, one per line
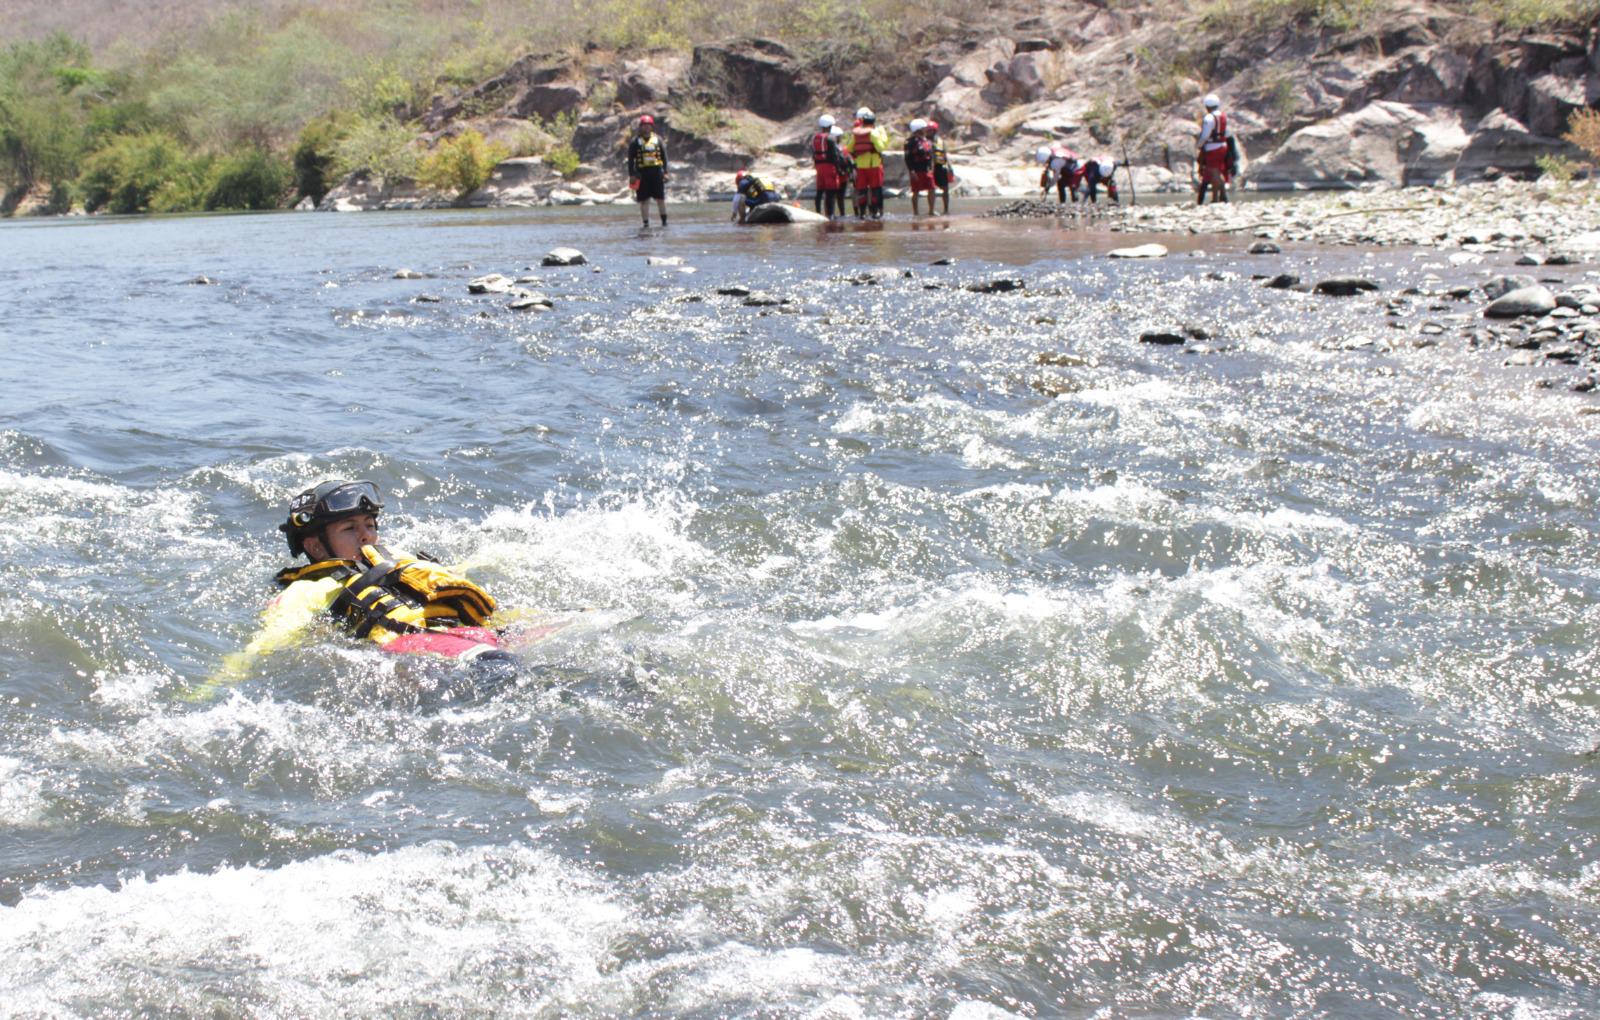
635,168,665,202
933,166,951,190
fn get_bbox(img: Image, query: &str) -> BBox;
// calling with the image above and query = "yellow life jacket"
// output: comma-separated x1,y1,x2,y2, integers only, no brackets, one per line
932,138,950,168
635,134,665,169
851,126,884,170
275,544,497,641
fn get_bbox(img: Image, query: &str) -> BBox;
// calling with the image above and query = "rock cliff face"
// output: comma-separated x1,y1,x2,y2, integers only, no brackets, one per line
326,2,1598,209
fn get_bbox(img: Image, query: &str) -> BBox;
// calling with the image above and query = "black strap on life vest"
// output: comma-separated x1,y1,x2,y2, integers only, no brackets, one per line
327,554,425,639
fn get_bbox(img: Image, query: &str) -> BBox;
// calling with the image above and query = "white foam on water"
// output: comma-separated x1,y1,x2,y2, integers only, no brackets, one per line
1346,859,1599,908
0,842,626,1014
1050,791,1174,840
949,1002,1028,1020
789,605,907,636
956,482,1051,502
0,755,49,827
1051,478,1175,520
1209,505,1355,537
959,434,1022,470
1067,377,1193,410
459,493,712,600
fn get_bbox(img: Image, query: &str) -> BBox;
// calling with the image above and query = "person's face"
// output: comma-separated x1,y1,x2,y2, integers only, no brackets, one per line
306,513,378,561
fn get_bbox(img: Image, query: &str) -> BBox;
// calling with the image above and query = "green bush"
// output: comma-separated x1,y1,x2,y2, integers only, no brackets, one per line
545,144,580,177
0,33,97,191
292,112,353,203
330,115,419,183
205,148,289,210
417,129,508,196
77,130,194,213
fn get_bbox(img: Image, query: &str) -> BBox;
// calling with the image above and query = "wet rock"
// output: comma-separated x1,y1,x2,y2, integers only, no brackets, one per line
1485,286,1557,318
1036,351,1092,367
1184,324,1212,340
742,292,788,306
541,247,586,266
468,273,514,294
847,267,904,286
1447,285,1475,299
930,257,958,266
1139,330,1186,345
1247,241,1281,255
1483,274,1538,301
966,278,1026,294
1313,276,1380,296
186,275,217,285
393,269,428,279
716,285,751,297
1515,253,1544,266
412,294,442,303
1264,273,1301,289
508,291,553,310
647,256,684,266
1545,252,1579,266
1107,243,1168,259
1504,349,1543,365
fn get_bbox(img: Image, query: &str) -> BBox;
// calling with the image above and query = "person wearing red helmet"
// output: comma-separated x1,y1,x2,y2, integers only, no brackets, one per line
627,114,669,227
928,120,955,215
903,119,936,216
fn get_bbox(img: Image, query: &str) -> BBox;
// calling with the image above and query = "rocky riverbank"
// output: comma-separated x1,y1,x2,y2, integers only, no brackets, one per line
1110,178,1600,259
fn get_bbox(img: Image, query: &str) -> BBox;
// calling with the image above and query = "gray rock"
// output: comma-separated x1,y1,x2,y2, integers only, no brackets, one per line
1483,274,1539,301
412,294,442,303
1485,285,1558,318
647,256,684,266
186,275,217,285
542,247,586,266
468,273,513,294
1247,241,1281,255
1515,253,1544,266
1139,331,1186,345
1314,277,1380,296
1264,273,1301,289
742,292,788,306
1545,252,1579,266
716,285,751,297
1504,350,1543,366
508,290,553,310
966,278,1026,294
393,269,428,279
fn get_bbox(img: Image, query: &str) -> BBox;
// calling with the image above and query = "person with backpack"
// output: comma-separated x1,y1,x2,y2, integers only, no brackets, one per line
1196,94,1231,205
903,119,937,216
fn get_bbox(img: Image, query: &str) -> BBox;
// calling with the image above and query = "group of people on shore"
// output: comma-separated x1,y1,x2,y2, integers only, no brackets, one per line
625,90,1239,226
802,108,956,221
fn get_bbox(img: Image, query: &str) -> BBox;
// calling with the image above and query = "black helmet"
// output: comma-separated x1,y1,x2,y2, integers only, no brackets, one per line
279,479,383,557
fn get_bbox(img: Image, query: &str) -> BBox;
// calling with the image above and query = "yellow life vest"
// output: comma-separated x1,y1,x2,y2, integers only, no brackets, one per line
275,544,497,641
851,126,884,170
635,134,665,169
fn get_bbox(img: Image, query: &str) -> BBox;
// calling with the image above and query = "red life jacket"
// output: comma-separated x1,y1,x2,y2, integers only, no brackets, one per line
811,131,832,166
1203,112,1228,147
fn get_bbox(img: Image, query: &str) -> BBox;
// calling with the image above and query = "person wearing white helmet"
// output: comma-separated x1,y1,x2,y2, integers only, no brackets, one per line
904,119,936,216
1082,156,1120,205
1196,93,1230,205
810,114,847,219
849,107,890,219
1036,142,1082,204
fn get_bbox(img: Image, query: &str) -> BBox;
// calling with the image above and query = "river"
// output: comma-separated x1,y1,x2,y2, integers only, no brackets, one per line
1,204,1597,1018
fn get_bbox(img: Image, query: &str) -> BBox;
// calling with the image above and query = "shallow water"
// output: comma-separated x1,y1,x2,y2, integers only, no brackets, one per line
2,204,1598,1019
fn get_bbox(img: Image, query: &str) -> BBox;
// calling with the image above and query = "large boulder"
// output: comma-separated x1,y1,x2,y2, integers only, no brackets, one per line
617,53,691,107
462,157,565,207
689,40,809,122
1456,109,1567,180
1248,101,1479,188
744,203,828,224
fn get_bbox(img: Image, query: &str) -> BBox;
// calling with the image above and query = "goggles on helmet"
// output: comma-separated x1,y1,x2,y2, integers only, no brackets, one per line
288,480,383,528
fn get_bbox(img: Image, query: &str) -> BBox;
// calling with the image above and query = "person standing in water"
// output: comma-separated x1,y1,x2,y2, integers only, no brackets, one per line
903,119,937,217
849,108,889,220
928,120,954,215
627,114,669,227
1196,94,1230,205
810,114,847,220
